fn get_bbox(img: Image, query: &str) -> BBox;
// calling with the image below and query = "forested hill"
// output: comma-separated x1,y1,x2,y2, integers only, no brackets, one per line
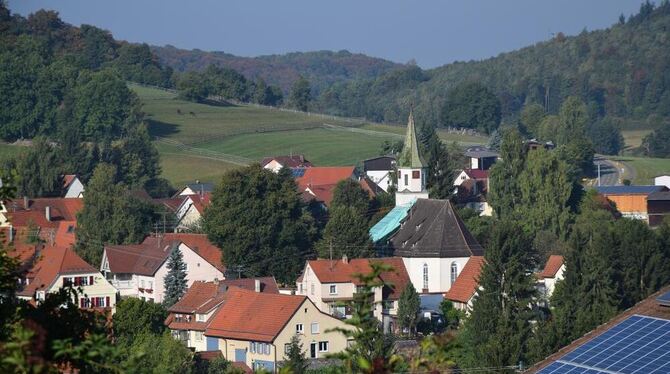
314,2,670,129
151,45,403,93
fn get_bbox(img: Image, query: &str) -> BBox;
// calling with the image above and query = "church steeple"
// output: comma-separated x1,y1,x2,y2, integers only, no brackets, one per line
395,110,429,206
397,110,427,168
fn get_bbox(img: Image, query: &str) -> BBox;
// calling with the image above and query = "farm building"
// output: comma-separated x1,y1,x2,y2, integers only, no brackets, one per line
595,185,669,225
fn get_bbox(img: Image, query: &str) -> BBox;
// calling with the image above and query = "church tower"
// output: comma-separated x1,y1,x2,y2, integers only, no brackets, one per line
395,110,429,206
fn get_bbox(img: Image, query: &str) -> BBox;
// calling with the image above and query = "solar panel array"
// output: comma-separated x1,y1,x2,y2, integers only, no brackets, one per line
538,315,670,374
657,291,670,306
291,168,306,178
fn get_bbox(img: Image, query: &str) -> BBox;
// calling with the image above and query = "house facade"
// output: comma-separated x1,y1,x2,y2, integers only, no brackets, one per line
166,278,279,352
62,175,85,198
18,246,117,310
101,234,225,303
175,193,210,232
655,175,670,189
261,155,312,173
362,156,395,192
296,257,410,333
204,287,352,372
537,255,565,301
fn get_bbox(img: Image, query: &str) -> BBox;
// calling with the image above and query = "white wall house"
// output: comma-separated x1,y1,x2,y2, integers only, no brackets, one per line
655,175,670,189
363,156,396,193
538,255,566,301
62,175,85,198
102,235,225,303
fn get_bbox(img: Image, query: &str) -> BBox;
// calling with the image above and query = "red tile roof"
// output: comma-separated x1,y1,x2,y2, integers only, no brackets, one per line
205,287,306,342
304,184,337,206
261,155,312,169
359,176,384,199
104,242,173,276
54,221,76,248
445,256,485,303
154,197,184,213
306,257,410,300
231,362,253,374
145,234,224,273
195,350,222,361
540,255,564,278
168,281,220,314
0,228,41,267
6,198,83,229
18,246,96,297
62,174,77,189
463,169,489,180
296,167,356,190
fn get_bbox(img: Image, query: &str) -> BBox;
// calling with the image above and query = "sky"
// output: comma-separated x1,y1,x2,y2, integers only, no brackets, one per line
9,0,646,68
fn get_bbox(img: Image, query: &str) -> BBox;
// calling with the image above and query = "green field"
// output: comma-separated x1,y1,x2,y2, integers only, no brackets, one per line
612,156,670,184
132,84,488,184
0,143,24,161
621,129,652,150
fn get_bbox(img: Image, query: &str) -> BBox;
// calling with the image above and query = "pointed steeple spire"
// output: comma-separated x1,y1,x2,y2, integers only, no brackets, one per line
397,109,426,168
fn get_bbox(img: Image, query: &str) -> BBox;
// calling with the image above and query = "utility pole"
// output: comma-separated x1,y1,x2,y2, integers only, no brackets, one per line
329,239,333,270
597,162,601,186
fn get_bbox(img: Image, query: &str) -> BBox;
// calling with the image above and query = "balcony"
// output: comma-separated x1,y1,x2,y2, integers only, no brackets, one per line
111,280,134,289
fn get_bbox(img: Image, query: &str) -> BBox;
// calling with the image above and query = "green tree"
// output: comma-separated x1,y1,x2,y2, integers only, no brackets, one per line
330,179,370,217
281,335,309,374
327,262,403,373
289,76,312,112
75,163,156,265
12,137,62,197
461,221,537,369
317,206,373,259
119,331,194,374
203,165,316,283
488,128,526,218
397,283,420,336
420,123,458,199
163,247,188,307
520,103,546,137
112,298,168,343
642,123,670,157
587,117,624,155
113,123,161,188
440,82,501,134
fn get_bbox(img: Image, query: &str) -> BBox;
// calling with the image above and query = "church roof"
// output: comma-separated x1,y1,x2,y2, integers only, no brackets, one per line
397,111,426,169
388,199,484,258
369,199,416,243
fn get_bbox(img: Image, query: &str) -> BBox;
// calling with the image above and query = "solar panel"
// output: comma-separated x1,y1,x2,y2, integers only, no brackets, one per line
657,291,670,306
291,168,306,177
538,315,670,374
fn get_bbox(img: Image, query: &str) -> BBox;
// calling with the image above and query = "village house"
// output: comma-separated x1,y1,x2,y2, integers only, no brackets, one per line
444,256,485,312
261,155,312,173
295,166,358,207
174,193,210,232
655,174,670,189
362,156,396,192
166,277,278,352
101,233,225,303
464,146,498,171
1,197,83,246
452,168,493,216
296,256,410,333
62,174,85,198
204,287,352,372
17,245,117,310
595,185,670,225
537,255,565,302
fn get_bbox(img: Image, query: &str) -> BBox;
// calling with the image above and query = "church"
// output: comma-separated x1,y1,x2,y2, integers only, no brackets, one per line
370,112,484,294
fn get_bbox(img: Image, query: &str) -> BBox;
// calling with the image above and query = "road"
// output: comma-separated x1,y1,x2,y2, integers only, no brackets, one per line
594,156,621,186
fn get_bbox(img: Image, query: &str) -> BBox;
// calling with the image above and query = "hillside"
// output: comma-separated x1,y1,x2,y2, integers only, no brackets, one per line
133,85,486,185
314,2,670,129
151,45,403,93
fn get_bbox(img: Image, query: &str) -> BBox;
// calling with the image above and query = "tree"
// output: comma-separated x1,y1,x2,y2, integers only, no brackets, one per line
203,165,316,283
440,82,501,134
520,103,546,137
397,283,420,336
461,221,537,368
317,206,373,259
163,247,188,307
289,76,312,111
75,163,156,265
119,331,194,374
282,335,309,374
556,96,589,145
588,117,624,155
12,137,62,197
420,123,458,199
330,179,370,217
642,123,670,157
112,298,168,343
439,300,462,330
327,262,404,373
488,128,526,218
113,123,161,188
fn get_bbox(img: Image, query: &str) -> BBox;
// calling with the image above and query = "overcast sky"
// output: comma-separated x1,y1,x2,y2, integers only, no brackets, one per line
9,0,646,68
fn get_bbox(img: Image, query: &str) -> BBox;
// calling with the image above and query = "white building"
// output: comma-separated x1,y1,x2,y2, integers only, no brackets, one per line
362,156,396,192
62,175,85,198
395,111,429,206
655,175,670,189
538,255,566,301
101,234,225,303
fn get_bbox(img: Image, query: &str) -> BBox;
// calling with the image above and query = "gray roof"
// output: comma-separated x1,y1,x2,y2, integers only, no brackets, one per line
464,146,498,159
388,199,484,258
185,182,214,193
363,156,396,172
648,191,670,201
595,185,668,195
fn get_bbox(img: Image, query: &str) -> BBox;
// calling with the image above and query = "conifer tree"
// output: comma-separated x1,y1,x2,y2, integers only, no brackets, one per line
282,335,309,374
163,247,187,307
461,221,537,368
488,128,526,218
397,283,420,336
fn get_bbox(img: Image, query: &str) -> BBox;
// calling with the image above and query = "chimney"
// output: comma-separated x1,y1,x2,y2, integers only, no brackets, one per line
254,279,261,293
23,196,29,210
45,206,51,222
342,254,348,264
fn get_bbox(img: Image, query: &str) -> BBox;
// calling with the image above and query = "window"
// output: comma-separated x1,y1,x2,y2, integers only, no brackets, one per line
64,276,91,287
250,342,256,353
148,281,153,290
196,314,205,322
404,174,408,186
296,323,304,334
412,170,420,179
311,322,319,334
329,285,337,295
318,341,329,352
310,284,315,296
450,262,458,284
195,331,203,341
265,344,270,355
422,263,429,290
285,343,291,354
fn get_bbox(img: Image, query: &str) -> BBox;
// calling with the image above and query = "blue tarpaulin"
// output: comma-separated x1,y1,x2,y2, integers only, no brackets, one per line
369,199,416,243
